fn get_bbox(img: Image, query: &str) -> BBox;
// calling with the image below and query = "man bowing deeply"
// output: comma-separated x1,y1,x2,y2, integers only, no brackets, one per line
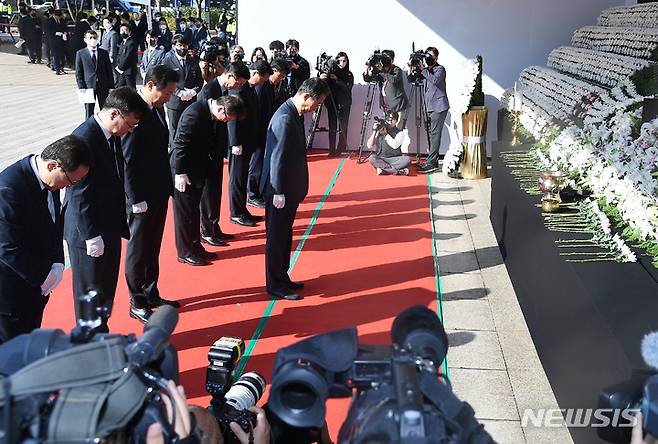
0,136,90,343
260,78,328,300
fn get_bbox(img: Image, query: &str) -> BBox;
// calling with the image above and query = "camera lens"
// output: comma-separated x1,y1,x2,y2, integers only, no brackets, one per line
224,371,266,411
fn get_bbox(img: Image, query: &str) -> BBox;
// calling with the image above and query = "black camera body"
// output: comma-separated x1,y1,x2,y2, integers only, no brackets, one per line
373,116,387,131
408,50,432,83
363,50,390,83
316,52,337,76
199,37,227,63
206,337,266,444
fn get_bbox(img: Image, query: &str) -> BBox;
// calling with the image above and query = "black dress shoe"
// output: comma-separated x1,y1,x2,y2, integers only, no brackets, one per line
287,281,304,290
178,254,211,266
417,163,439,174
149,297,181,308
201,235,229,247
217,231,235,240
246,213,263,222
196,248,218,260
269,289,302,300
247,198,266,209
230,215,257,227
130,306,153,323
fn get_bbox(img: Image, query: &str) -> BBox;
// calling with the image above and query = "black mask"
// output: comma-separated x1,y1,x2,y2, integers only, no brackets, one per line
149,39,157,46
120,32,129,39
175,48,187,57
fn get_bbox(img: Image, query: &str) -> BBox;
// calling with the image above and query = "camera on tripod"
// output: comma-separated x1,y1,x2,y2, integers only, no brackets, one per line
206,336,266,444
316,52,337,76
0,290,182,444
363,50,390,83
267,305,491,443
408,50,432,83
199,37,228,63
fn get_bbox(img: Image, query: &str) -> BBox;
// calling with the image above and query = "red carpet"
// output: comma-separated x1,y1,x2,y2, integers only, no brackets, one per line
42,150,439,438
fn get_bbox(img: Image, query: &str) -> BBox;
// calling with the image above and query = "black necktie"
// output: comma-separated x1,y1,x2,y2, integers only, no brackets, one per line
91,50,97,67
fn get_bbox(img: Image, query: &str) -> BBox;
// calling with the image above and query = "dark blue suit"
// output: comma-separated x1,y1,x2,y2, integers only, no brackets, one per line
64,117,128,330
123,103,172,308
260,99,308,293
0,156,63,343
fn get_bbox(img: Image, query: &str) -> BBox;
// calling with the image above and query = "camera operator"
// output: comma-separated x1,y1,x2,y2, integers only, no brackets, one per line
362,49,409,130
269,58,290,109
229,44,245,63
366,110,411,176
268,40,284,60
199,42,227,84
319,52,353,157
410,46,449,174
284,39,310,96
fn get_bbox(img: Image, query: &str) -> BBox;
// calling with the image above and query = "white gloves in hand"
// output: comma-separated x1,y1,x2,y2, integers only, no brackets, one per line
85,235,105,258
132,201,148,214
175,174,191,193
273,194,285,209
231,145,243,156
177,88,197,101
115,66,124,74
41,263,64,296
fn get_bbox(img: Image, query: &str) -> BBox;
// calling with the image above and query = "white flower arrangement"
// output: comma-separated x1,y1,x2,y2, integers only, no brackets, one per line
441,119,463,175
452,58,480,117
598,3,658,28
572,26,658,60
547,46,653,88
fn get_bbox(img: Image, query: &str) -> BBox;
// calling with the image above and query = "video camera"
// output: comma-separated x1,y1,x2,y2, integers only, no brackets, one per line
597,332,658,443
316,52,337,76
0,290,182,444
267,305,492,443
199,37,228,64
408,49,432,83
205,336,266,444
363,50,391,83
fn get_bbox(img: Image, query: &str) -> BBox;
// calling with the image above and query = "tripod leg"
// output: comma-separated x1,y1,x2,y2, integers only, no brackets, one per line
306,103,322,151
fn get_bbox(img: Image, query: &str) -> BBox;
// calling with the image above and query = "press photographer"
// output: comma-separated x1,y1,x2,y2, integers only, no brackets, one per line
317,52,354,157
407,46,450,174
362,49,409,130
199,38,229,84
366,110,411,176
284,39,311,95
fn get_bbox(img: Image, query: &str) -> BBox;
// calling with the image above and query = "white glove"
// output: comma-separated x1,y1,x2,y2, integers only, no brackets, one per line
40,263,64,296
85,235,105,257
132,201,148,214
231,145,242,156
175,174,191,193
54,31,63,37
273,194,285,209
115,66,124,74
61,33,67,41
185,88,197,98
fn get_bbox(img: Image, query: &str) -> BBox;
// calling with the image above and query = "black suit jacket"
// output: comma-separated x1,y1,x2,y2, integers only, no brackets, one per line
18,15,37,42
75,47,114,93
196,78,236,156
64,117,129,248
163,54,204,111
170,100,228,185
116,37,138,76
0,156,64,308
122,103,173,205
229,82,259,153
71,19,90,52
256,82,276,148
260,99,308,204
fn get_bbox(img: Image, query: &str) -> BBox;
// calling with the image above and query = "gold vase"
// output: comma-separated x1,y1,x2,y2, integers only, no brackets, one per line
461,106,488,179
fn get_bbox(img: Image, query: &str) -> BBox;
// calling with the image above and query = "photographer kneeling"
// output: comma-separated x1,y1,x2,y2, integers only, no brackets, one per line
366,110,411,176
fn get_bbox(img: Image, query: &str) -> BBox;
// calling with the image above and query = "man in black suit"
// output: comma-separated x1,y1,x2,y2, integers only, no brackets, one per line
229,60,271,227
130,11,147,51
195,62,250,246
65,87,149,332
47,9,67,75
115,23,138,89
163,34,204,146
248,58,288,209
170,95,244,266
0,136,90,343
75,30,115,119
71,13,91,53
123,66,179,323
140,30,166,81
284,39,310,96
261,78,329,300
192,18,207,49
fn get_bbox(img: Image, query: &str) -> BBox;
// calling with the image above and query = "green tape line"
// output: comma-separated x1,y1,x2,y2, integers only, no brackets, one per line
426,174,450,380
236,157,347,376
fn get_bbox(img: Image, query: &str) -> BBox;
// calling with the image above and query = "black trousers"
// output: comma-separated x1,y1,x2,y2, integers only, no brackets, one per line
166,108,184,147
51,43,64,71
69,236,122,333
117,73,137,89
327,103,350,154
229,150,251,218
174,185,203,258
265,196,299,293
0,274,48,345
200,158,224,237
247,147,263,200
125,197,169,308
426,109,448,167
84,89,109,120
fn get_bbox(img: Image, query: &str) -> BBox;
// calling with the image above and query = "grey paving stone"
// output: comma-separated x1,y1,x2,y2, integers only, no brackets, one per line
443,298,495,331
479,419,526,444
438,250,480,274
447,329,505,370
498,329,544,370
449,368,519,421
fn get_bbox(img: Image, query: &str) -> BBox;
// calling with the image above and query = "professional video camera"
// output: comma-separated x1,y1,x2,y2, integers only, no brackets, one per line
199,37,228,63
206,336,266,444
408,49,432,83
597,332,658,443
267,305,493,443
316,52,337,76
0,290,181,444
363,50,390,83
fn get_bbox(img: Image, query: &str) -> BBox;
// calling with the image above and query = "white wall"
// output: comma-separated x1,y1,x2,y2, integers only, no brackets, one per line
238,0,626,155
